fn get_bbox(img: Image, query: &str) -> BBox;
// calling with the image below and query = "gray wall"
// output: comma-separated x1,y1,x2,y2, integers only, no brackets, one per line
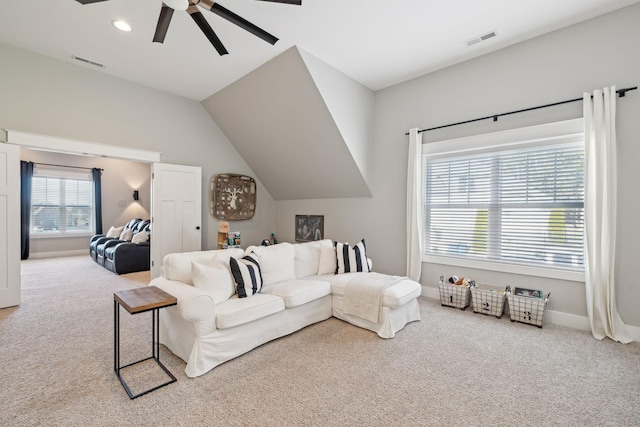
202,47,373,201
275,4,640,326
0,42,277,251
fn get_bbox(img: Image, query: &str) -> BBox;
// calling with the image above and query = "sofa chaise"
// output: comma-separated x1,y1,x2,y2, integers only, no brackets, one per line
149,239,422,378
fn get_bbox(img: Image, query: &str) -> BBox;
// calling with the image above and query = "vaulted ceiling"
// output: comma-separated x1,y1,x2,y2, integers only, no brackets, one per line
1,0,638,200
1,0,637,101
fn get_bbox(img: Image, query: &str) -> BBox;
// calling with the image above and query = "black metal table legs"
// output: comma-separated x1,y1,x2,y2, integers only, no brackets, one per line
114,301,177,399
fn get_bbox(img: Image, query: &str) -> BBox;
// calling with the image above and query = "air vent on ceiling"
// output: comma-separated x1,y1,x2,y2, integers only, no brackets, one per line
71,55,105,68
465,30,497,47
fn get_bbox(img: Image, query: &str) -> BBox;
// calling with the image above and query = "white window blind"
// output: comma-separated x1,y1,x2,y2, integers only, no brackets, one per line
423,119,585,274
31,166,94,235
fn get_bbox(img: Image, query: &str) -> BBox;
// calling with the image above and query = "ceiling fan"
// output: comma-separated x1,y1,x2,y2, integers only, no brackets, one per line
75,0,302,56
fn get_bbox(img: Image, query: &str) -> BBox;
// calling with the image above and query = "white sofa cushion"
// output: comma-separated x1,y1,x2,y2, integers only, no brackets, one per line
261,279,331,308
317,239,337,275
311,272,422,309
245,243,296,286
215,293,285,329
230,254,263,298
163,248,244,285
294,240,322,278
191,259,235,304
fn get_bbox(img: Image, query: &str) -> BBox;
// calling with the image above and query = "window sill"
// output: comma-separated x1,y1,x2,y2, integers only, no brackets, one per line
31,232,94,239
422,254,585,282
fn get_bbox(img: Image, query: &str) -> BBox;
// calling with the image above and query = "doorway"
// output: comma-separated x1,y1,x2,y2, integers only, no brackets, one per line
2,130,161,308
21,148,152,260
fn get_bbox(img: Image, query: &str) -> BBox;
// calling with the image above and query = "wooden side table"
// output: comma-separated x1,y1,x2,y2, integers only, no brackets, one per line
114,286,177,399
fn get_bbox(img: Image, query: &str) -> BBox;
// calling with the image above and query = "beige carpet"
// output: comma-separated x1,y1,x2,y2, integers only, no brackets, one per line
2,255,640,426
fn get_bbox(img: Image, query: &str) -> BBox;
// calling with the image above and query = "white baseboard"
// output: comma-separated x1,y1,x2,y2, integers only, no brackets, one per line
627,324,640,342
421,285,640,341
544,309,590,331
421,286,440,300
28,250,87,259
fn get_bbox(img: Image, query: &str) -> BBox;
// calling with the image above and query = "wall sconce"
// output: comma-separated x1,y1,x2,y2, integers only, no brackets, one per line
133,190,139,201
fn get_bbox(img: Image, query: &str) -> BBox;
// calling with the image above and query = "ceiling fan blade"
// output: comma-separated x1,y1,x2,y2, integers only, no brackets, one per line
209,3,278,45
188,7,229,56
255,0,301,5
153,4,174,43
75,0,110,4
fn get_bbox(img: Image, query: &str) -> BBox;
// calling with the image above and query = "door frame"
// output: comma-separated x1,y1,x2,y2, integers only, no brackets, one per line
1,129,163,304
0,142,21,308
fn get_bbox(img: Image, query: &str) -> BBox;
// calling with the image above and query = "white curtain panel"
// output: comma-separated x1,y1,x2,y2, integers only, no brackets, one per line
583,86,632,343
406,128,423,282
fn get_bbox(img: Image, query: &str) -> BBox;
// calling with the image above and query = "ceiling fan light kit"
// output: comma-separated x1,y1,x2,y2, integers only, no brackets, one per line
164,0,189,11
76,0,301,55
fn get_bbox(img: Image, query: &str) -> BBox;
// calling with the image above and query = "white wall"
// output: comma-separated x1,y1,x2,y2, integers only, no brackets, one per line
276,3,640,327
0,42,277,250
299,48,375,183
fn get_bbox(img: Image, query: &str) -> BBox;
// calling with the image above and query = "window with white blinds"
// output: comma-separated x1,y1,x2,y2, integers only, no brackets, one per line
31,166,94,235
422,119,585,275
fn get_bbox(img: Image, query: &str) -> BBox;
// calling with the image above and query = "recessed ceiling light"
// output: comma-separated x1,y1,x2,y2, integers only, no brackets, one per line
112,20,132,32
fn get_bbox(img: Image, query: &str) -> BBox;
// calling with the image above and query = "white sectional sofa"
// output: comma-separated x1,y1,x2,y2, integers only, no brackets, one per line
149,239,422,378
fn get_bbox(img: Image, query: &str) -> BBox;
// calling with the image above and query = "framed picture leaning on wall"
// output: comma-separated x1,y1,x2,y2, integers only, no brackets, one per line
295,215,324,242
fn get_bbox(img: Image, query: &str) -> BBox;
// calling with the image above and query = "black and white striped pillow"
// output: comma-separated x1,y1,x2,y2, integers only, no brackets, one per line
335,239,370,274
229,253,263,298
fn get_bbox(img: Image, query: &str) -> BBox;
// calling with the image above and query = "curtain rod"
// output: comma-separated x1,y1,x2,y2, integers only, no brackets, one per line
405,86,637,135
31,161,103,171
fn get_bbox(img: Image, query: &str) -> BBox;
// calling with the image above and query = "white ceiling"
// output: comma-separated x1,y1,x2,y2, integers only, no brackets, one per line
0,0,638,101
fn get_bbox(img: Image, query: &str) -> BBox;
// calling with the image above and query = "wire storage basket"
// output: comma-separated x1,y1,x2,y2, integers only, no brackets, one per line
471,286,509,318
507,292,550,328
439,282,471,310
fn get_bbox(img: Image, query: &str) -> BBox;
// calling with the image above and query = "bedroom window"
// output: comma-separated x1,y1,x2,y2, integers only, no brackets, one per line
31,166,94,236
422,119,585,280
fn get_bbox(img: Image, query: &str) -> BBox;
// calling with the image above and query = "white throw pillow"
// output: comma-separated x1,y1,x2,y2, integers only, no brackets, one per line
191,259,235,304
131,231,148,244
317,239,338,275
119,228,134,241
106,225,124,238
163,248,245,285
245,243,295,286
294,240,322,278
335,239,370,274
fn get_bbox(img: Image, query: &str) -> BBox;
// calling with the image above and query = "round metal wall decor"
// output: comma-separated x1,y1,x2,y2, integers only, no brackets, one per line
211,174,256,220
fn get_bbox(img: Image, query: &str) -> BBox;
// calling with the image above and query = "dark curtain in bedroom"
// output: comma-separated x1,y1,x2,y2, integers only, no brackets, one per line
20,161,34,260
92,168,103,235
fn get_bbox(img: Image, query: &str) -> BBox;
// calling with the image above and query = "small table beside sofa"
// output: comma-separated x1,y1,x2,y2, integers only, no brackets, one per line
149,239,422,378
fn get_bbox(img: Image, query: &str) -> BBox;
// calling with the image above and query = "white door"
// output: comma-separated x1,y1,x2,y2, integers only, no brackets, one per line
0,143,21,308
150,163,202,279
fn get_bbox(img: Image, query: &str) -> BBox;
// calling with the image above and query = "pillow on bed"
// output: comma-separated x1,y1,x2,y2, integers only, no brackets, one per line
335,239,370,274
229,253,263,298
